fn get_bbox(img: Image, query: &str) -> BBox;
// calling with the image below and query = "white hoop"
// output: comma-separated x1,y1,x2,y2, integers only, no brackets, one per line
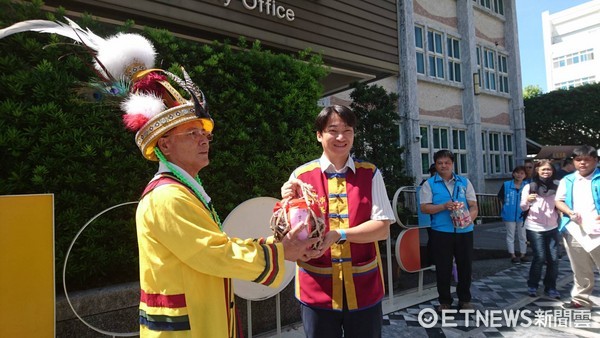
62,201,139,337
222,197,296,301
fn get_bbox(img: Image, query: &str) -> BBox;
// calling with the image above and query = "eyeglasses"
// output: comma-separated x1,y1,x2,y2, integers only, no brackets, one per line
164,129,213,142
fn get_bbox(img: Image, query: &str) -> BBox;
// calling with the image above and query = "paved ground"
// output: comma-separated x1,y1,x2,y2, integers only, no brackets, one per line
259,222,600,337
383,255,600,337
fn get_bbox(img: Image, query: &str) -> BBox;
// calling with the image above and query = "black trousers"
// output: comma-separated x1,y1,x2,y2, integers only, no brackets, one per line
430,229,473,305
301,302,382,338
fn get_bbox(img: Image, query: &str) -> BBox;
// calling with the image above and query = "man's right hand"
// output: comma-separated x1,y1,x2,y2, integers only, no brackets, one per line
280,178,305,200
281,221,322,262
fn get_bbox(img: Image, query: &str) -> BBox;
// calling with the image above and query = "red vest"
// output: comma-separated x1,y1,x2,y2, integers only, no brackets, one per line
294,159,384,310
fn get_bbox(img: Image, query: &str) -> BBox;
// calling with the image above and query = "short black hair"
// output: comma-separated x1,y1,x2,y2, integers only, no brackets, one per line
428,163,437,175
315,105,357,132
562,157,574,167
433,149,454,163
512,165,526,174
572,145,598,159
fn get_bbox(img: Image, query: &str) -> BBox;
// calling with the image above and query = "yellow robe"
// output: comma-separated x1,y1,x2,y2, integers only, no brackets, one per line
137,182,284,337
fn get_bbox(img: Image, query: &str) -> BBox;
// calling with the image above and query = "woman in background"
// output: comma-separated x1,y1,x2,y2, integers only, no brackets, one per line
498,166,528,264
520,159,560,299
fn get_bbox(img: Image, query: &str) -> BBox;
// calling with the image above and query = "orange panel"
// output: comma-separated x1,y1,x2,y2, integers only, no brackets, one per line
395,228,422,272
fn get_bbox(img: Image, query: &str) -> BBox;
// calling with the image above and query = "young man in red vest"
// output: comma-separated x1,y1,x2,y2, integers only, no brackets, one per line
281,105,396,338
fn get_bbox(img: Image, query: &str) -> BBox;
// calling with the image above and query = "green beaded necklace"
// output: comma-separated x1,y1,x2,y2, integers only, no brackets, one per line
154,148,223,231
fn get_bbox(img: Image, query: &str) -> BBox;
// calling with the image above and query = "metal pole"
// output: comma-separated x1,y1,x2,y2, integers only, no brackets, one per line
247,301,252,338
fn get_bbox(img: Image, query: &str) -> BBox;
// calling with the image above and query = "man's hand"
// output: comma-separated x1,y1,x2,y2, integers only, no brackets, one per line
445,201,464,211
281,221,323,262
317,229,341,251
280,178,307,199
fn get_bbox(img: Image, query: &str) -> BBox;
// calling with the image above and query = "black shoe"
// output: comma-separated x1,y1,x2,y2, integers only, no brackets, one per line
458,302,474,311
436,304,452,313
528,287,537,297
511,257,520,264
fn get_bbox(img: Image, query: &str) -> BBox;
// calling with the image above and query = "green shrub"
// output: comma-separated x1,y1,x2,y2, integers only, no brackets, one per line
0,0,325,291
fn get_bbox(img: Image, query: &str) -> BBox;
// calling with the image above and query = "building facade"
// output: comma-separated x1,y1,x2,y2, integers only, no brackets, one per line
542,0,600,91
326,0,525,192
41,0,525,192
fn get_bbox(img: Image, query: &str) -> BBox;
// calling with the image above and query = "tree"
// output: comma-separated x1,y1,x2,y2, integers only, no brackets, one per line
523,84,543,99
524,83,600,147
349,81,413,197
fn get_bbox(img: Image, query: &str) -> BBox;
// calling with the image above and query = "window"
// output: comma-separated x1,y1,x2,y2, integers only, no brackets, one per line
432,127,449,150
488,132,501,174
476,0,504,15
415,26,425,74
483,48,496,90
555,76,596,90
503,134,513,172
420,126,430,174
452,129,468,174
447,37,461,83
498,54,508,93
482,131,514,174
481,133,487,174
476,46,509,94
420,126,468,175
427,30,444,79
493,0,504,15
552,49,594,68
476,46,482,90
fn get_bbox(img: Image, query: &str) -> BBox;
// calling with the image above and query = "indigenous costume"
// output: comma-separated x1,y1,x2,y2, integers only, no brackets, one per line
137,164,284,337
0,18,285,337
290,156,393,311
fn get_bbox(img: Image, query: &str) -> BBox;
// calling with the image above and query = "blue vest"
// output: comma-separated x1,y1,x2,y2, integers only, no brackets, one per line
427,173,473,233
500,180,525,222
416,186,431,226
558,169,600,232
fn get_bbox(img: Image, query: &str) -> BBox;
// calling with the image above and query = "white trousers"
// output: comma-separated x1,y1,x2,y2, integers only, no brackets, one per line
563,232,600,307
505,221,527,255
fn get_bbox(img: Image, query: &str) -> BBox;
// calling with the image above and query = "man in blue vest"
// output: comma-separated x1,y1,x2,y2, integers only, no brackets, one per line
555,145,600,309
419,149,478,312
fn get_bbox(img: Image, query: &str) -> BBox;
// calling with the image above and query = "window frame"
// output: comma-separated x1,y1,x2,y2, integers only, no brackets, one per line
498,54,509,93
427,29,445,79
447,36,462,83
415,25,425,75
420,125,469,176
483,48,497,91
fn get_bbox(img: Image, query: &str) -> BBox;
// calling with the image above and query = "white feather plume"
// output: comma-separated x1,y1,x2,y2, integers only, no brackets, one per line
121,93,166,118
0,18,156,81
94,33,156,80
0,18,105,50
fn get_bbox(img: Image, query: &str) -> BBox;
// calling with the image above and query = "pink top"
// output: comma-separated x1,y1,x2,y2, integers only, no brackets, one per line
520,183,559,232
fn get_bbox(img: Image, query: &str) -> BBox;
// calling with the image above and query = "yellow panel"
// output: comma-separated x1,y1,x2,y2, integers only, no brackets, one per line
0,194,54,337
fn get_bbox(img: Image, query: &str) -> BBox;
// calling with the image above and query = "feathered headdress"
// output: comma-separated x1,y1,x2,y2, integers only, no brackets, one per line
0,17,214,161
